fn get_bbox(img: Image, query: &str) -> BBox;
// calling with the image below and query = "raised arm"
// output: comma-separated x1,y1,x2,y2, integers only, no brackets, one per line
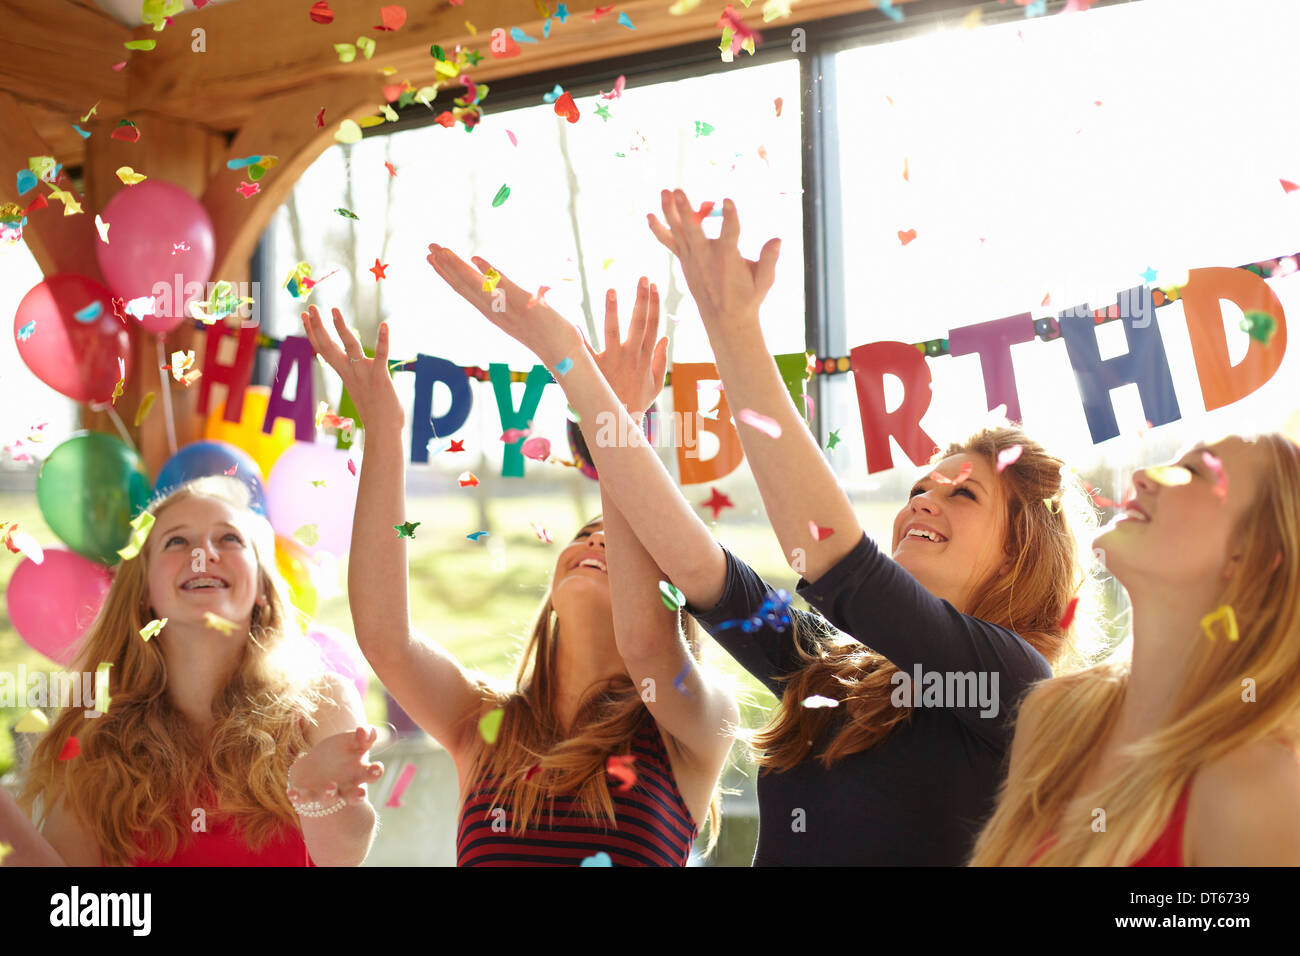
647,190,863,584
300,307,483,764
0,786,67,866
425,246,727,612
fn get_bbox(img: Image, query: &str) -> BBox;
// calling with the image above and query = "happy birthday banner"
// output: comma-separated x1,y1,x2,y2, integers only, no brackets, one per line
196,253,1292,481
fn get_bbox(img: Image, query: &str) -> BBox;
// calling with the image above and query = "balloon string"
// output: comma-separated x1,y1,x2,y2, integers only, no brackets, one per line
101,404,136,454
156,337,179,457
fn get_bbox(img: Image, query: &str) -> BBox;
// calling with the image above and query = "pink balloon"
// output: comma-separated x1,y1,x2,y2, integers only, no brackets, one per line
6,548,114,665
265,441,357,557
14,274,132,403
306,625,369,701
94,180,215,334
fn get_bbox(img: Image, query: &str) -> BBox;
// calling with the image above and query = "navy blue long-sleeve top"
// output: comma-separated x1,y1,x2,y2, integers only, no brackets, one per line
686,532,1051,866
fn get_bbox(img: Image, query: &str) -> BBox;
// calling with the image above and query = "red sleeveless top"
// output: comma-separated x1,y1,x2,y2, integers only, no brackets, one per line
1027,785,1190,866
457,720,698,866
125,815,313,867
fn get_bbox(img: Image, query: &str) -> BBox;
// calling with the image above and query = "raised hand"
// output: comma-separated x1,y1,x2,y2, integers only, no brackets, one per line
426,243,582,370
585,277,668,418
647,189,781,333
300,305,403,430
288,726,384,810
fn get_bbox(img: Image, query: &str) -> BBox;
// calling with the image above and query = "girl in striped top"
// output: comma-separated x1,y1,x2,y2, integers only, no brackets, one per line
301,304,737,866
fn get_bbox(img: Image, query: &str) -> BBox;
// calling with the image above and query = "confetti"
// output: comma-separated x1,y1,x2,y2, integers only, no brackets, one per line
14,709,48,733
1042,498,1062,514
203,612,238,636
1058,596,1079,630
825,429,841,450
170,349,200,385
315,107,326,128
384,763,417,807
448,440,465,452
617,11,635,28
374,5,406,30
117,511,156,561
57,737,81,761
659,580,685,611
673,663,690,696
554,357,574,376
521,437,551,460
554,92,580,123
394,521,421,537
1281,179,1299,194
1147,465,1192,487
1240,310,1277,345
74,301,103,323
694,120,714,137
774,97,783,117
1202,451,1228,499
963,6,982,27
309,1,334,23
1201,605,1238,642
606,755,637,792
996,445,1023,473
237,181,260,198
467,531,489,541
808,520,834,541
478,707,504,744
369,259,388,281
347,458,357,476
692,201,715,224
481,267,501,293
1084,484,1117,509
492,184,511,207
717,589,792,633
511,27,538,43
139,618,167,642
701,488,733,520
335,119,363,144
929,462,973,486
737,408,781,439
110,120,141,143
223,464,237,477
801,695,839,709
334,207,360,220
599,75,626,100
580,851,612,866
501,427,531,444
879,0,903,21
133,392,157,427
17,320,35,342
531,521,552,543
294,524,320,546
898,228,917,246
5,527,44,565
457,472,480,489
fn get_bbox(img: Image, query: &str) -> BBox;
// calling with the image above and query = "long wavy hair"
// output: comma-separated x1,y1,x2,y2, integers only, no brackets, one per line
20,476,328,866
459,521,724,855
970,432,1300,866
753,424,1101,771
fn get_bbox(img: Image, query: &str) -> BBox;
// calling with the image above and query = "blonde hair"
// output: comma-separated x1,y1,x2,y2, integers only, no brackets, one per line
970,432,1300,865
460,522,723,856
20,476,328,866
753,424,1100,771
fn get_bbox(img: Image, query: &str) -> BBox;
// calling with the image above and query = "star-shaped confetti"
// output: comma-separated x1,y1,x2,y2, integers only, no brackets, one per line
554,3,569,22
236,181,260,198
1140,265,1158,284
825,429,841,450
370,258,388,281
701,487,733,520
458,472,479,487
394,521,421,537
448,439,466,452
594,103,612,121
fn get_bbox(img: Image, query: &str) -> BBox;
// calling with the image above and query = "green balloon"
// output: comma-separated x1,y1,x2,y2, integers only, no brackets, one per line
36,432,153,565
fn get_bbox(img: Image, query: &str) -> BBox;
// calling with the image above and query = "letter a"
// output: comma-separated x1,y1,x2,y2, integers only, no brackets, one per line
491,28,509,54
191,808,207,833
640,678,657,703
791,27,806,53
191,27,206,53
791,808,806,833
491,807,507,833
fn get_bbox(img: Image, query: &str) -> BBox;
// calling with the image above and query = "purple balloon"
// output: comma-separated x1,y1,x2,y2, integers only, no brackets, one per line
6,548,114,665
306,625,369,702
94,180,215,334
265,441,357,557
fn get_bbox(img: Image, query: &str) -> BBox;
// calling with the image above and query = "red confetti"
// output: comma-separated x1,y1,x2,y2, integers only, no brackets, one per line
774,97,783,117
111,62,126,72
809,520,834,542
591,4,615,19
57,737,81,761
314,107,326,128
369,259,388,281
929,462,973,486
701,488,733,520
309,1,334,24
1282,179,1300,194
501,427,531,444
898,228,917,246
458,471,479,487
23,195,48,215
110,121,141,143
606,755,636,792
554,92,580,124
525,764,542,780
384,161,398,177
224,464,237,476
237,181,260,198
448,439,466,453
692,201,715,224
1084,483,1117,509
1058,596,1079,630
1041,292,1051,306
347,458,357,476
434,111,457,128
374,5,406,31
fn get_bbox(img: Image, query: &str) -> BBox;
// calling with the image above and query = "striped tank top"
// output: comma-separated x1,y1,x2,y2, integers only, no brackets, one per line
457,719,698,866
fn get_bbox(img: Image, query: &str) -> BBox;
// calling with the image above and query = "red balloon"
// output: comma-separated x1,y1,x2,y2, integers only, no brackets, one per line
5,548,114,665
13,274,132,403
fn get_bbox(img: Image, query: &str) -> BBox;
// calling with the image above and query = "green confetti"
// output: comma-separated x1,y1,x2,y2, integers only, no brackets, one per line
492,184,511,207
117,512,156,561
825,428,841,450
334,207,360,220
139,618,167,642
394,521,421,538
124,39,157,51
1240,310,1277,345
430,44,446,60
694,121,714,137
294,523,320,547
659,580,685,612
478,707,504,744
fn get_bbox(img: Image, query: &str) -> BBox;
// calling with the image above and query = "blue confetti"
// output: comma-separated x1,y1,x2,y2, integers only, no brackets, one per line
225,156,262,170
617,11,635,29
510,27,538,44
15,170,37,196
879,0,903,21
673,663,690,697
717,588,793,633
543,84,564,103
580,851,612,866
73,301,103,323
1025,0,1046,15
17,320,35,342
554,3,569,23
554,357,574,376
467,531,489,541
543,17,552,38
72,124,92,139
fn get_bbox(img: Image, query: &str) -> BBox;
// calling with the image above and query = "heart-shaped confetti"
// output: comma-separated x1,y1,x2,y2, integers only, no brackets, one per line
554,92,580,123
335,119,363,144
898,228,917,245
521,437,551,460
580,851,612,867
808,520,834,541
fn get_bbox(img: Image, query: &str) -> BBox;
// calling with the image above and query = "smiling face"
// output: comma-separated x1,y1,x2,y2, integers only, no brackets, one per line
890,452,1011,613
550,519,611,614
144,494,266,632
1095,436,1267,591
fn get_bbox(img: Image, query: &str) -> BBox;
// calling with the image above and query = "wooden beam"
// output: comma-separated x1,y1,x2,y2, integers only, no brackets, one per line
0,1,128,120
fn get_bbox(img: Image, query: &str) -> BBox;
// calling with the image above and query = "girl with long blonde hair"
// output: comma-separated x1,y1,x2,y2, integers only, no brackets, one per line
6,475,382,866
425,198,1099,865
971,433,1300,866
301,302,735,866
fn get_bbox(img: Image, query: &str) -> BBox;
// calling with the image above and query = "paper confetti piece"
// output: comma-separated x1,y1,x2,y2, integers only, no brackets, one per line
139,617,167,642
501,427,531,444
481,267,501,293
963,6,982,27
478,707,504,744
492,184,511,207
1147,465,1192,487
294,523,320,547
606,755,637,792
384,763,417,807
117,511,156,561
6,527,44,565
617,11,635,28
448,440,465,452
737,408,781,439
17,320,36,342
996,445,1022,473
123,39,156,51
347,458,357,476
701,488,733,519
1201,605,1238,642
673,663,690,696
15,169,37,195
1043,498,1062,514
506,129,518,146
554,92,580,123
808,520,834,541
692,201,715,224
1058,596,1079,630
394,521,421,537
580,851,612,866
1281,179,1299,194
530,521,552,543
14,709,48,733
659,580,685,611
898,228,917,245
467,531,489,541
554,357,574,376
369,259,388,281
135,391,155,427
315,107,326,128
375,5,406,30
74,301,103,322
801,695,839,708
203,612,238,636
334,207,360,220
1202,451,1228,499
309,1,334,23
930,462,973,486
1240,310,1277,345
457,472,479,488
95,214,110,243
57,737,80,761
224,464,237,477
521,437,551,460
525,763,542,780
335,119,363,144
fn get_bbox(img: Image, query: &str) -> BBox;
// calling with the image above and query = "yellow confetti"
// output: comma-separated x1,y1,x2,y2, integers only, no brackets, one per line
80,101,100,124
0,843,11,865
294,523,320,547
434,59,460,80
602,258,614,270
1147,465,1192,487
669,0,702,12
117,511,156,561
381,66,397,76
93,662,112,714
139,617,167,642
134,392,157,426
115,166,148,185
962,7,982,28
478,707,504,745
1201,605,1239,643
14,708,48,733
47,186,82,216
203,612,239,636
465,20,477,34
482,267,501,293
358,115,386,129
170,349,197,383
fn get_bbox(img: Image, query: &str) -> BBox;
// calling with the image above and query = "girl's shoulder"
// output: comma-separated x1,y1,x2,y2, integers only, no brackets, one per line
1185,737,1300,865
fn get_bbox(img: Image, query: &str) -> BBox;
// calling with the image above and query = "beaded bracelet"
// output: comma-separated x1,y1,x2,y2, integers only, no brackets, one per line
287,785,347,818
